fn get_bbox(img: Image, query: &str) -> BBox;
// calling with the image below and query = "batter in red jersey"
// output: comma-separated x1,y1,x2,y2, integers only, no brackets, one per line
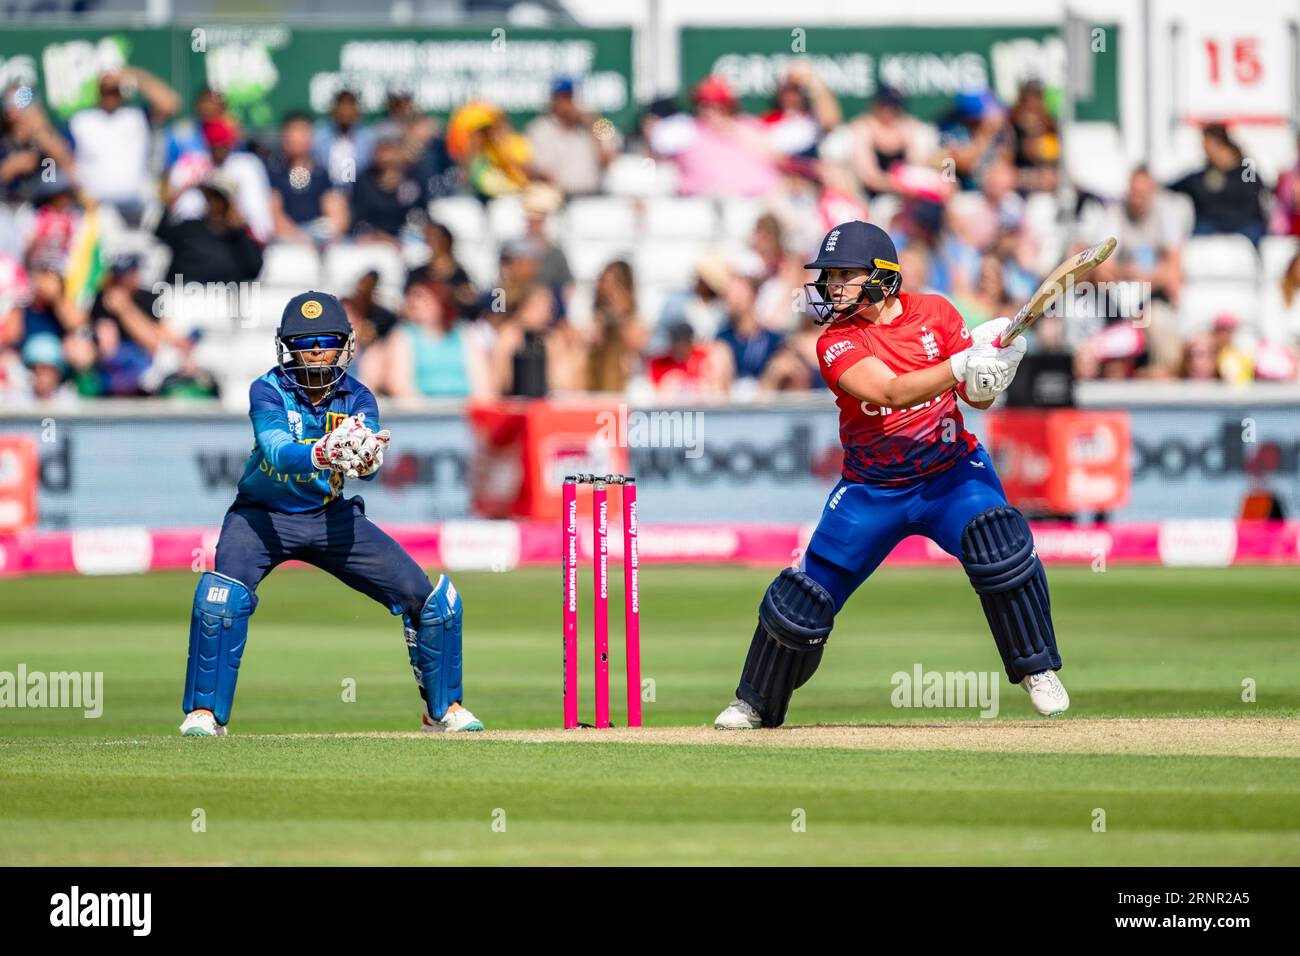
714,221,1070,729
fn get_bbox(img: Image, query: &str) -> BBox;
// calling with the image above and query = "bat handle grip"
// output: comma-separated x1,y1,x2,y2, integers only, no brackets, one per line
992,334,1005,348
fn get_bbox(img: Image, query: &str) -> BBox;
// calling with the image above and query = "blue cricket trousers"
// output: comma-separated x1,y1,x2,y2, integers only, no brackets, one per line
804,445,1011,610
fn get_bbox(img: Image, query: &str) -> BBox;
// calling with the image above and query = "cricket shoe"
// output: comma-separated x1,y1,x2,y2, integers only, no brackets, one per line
714,698,762,730
421,706,484,733
1021,670,1070,716
179,710,227,737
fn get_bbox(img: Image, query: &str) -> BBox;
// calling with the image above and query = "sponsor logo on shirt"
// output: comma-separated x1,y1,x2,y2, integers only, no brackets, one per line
823,340,855,366
286,409,303,439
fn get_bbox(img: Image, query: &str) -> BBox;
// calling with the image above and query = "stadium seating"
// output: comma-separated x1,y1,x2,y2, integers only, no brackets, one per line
1260,236,1299,281
321,243,406,308
1181,235,1260,282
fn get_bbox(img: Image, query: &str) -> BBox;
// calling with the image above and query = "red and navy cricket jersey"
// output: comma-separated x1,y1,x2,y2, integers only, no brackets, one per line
817,292,978,486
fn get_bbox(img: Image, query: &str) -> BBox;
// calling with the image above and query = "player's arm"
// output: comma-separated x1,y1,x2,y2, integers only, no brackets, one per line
836,355,960,410
249,380,317,473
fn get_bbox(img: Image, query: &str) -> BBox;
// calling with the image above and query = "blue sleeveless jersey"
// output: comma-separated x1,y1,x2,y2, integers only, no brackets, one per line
235,367,380,512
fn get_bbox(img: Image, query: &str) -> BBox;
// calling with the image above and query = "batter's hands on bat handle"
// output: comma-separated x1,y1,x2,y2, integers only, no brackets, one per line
962,336,1028,401
971,317,1013,350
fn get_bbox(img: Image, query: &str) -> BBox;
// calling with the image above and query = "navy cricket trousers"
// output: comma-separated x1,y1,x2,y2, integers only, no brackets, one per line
214,496,434,620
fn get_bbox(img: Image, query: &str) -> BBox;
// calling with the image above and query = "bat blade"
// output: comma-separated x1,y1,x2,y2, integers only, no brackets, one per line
995,236,1118,346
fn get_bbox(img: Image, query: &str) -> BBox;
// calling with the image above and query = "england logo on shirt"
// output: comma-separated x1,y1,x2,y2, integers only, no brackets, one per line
919,328,939,360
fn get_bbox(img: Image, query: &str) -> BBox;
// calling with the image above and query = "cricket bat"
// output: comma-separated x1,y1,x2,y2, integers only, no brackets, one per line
995,236,1118,347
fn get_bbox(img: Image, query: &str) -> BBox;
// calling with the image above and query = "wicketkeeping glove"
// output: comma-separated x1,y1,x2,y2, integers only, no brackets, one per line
351,427,392,478
311,414,367,472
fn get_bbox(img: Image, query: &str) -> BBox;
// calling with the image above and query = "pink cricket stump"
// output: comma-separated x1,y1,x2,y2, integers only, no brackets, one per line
593,479,610,728
562,478,579,729
622,479,641,727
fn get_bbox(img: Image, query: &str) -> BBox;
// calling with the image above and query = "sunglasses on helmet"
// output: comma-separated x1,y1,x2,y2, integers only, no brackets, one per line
286,334,346,351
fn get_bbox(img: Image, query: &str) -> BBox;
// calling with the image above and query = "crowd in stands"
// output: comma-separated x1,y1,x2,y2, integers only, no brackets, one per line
4,61,1300,408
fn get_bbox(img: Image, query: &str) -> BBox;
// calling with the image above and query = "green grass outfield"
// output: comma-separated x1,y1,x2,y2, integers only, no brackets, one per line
1,564,1297,865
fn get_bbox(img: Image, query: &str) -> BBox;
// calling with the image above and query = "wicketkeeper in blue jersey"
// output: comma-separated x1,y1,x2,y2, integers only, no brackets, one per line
179,291,483,736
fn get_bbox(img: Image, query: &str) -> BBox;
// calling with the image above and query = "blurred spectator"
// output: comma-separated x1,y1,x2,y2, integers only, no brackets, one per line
1008,81,1059,193
759,312,821,391
269,112,349,244
314,90,374,189
407,219,479,319
1075,322,1148,381
91,254,163,360
165,112,273,243
24,170,85,274
156,331,220,399
156,171,264,285
850,86,933,197
21,266,85,344
1209,314,1253,385
765,158,869,260
343,269,399,345
448,102,532,199
491,283,583,396
939,89,1014,192
483,239,544,320
658,252,730,342
750,213,810,332
950,255,1014,329
648,320,727,397
760,62,842,159
350,134,428,244
1168,124,1265,243
526,76,615,197
68,68,179,224
896,242,937,294
714,272,784,387
522,184,573,301
165,87,225,168
1268,132,1300,237
1086,167,1183,304
585,260,648,392
20,333,78,404
650,76,780,197
384,278,490,399
379,91,457,199
202,116,273,243
1178,332,1221,381
1,86,75,206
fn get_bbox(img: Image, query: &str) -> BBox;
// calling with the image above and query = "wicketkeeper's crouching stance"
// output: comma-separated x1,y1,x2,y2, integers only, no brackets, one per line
716,221,1068,729
180,291,483,736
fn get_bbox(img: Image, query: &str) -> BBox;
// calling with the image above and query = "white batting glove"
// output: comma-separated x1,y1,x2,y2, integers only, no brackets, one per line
963,355,1011,401
963,337,1028,400
311,413,369,473
949,340,998,380
971,316,1013,349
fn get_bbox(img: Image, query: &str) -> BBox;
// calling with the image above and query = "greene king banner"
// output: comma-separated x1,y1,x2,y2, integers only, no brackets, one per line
0,26,635,131
679,25,1120,123
185,25,636,131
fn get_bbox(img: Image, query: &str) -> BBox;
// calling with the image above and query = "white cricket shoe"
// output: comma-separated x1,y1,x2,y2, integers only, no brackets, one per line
714,698,763,730
1021,670,1070,716
421,705,484,733
179,710,227,736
